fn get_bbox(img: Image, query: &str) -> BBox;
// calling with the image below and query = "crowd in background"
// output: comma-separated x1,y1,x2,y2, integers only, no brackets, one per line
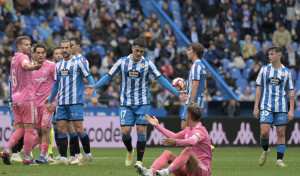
0,0,300,117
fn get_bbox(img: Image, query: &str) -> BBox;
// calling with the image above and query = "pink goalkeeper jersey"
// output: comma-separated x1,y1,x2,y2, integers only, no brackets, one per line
156,122,212,174
33,60,56,107
10,53,36,104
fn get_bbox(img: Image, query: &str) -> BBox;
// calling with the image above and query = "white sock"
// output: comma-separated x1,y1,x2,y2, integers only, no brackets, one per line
75,153,82,158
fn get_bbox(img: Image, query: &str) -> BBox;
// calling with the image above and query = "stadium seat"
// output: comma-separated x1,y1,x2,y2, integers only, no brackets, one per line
82,45,91,56
245,59,254,69
230,68,242,79
250,86,256,94
239,40,245,55
291,42,299,51
174,20,182,30
157,0,165,7
243,68,252,79
52,26,61,32
49,17,63,27
222,58,230,72
172,11,181,21
92,45,106,58
236,78,248,90
295,80,300,89
73,17,84,28
297,71,300,80
263,40,272,48
252,41,261,51
22,27,34,35
168,1,180,11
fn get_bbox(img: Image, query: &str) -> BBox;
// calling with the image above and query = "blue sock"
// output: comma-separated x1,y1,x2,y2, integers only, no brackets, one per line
260,138,269,151
277,144,285,160
69,132,78,138
122,134,132,141
79,131,87,139
137,134,146,142
58,133,68,139
53,127,58,134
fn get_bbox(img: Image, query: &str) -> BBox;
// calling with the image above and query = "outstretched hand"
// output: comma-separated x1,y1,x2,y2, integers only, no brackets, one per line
179,90,188,101
146,114,159,127
162,138,176,146
85,85,95,95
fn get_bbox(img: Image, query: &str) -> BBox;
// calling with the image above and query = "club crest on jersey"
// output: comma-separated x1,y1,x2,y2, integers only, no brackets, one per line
268,77,281,85
121,119,125,125
127,69,140,79
141,62,145,68
70,61,75,66
60,68,70,76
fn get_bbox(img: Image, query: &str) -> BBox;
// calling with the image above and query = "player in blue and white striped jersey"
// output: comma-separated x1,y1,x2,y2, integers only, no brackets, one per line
254,46,294,168
181,43,206,130
85,38,188,169
47,40,98,165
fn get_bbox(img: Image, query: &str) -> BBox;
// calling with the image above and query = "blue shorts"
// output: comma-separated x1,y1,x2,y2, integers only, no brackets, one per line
52,115,56,124
119,105,150,126
57,104,84,121
181,105,187,121
9,103,14,125
260,110,288,126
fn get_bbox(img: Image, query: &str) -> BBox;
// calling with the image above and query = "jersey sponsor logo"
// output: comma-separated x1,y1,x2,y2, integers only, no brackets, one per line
60,68,70,76
233,122,257,145
127,69,141,79
35,77,48,82
268,77,281,84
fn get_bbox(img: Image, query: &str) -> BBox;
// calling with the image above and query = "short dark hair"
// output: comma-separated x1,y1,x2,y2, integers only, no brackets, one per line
53,46,61,52
133,38,147,48
189,43,204,58
60,40,72,47
187,102,202,121
46,47,54,59
15,36,31,48
69,37,81,46
33,44,46,53
268,46,283,54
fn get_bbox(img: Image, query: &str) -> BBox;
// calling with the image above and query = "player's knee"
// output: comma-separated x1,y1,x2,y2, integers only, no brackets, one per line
277,131,285,139
75,127,84,136
42,127,50,135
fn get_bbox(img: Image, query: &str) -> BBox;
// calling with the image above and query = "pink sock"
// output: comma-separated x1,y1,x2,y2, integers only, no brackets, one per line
150,150,170,174
6,128,25,149
41,143,49,157
168,148,190,173
32,134,39,149
23,129,35,157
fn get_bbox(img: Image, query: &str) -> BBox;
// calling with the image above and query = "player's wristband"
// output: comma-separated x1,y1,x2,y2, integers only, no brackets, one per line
157,76,180,97
95,74,112,89
48,80,58,104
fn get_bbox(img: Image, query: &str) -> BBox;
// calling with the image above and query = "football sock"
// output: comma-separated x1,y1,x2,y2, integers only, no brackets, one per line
79,131,90,154
69,132,80,156
277,144,285,160
168,148,190,173
6,128,24,151
17,137,24,152
32,134,39,149
137,134,146,162
58,134,68,157
48,128,54,155
11,130,19,153
41,142,49,157
122,134,133,152
150,150,170,174
260,138,269,151
23,129,34,157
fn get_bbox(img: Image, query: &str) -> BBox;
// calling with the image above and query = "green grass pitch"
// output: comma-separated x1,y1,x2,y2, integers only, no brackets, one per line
0,147,299,176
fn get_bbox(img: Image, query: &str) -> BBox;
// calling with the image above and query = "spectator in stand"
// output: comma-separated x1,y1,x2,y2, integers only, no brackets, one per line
101,85,119,108
255,43,269,65
221,99,240,117
100,50,115,76
272,23,292,49
90,65,101,82
144,32,155,52
127,21,140,41
243,35,256,60
66,5,78,18
204,89,212,102
215,33,226,58
238,86,255,101
262,11,275,41
153,41,167,64
162,23,173,42
0,0,12,31
237,3,251,23
222,8,236,28
31,29,42,45
204,42,222,69
224,71,236,91
183,0,198,19
105,0,121,15
186,25,201,44
212,24,222,42
165,40,176,61
38,20,53,40
91,20,108,43
248,63,261,87
219,0,232,16
232,0,243,15
164,93,181,116
283,45,300,72
272,0,286,23
229,36,241,57
149,78,160,105
249,0,257,14
286,0,296,28
156,89,167,109
86,50,101,69
229,52,245,68
150,22,163,42
173,62,188,80
162,2,173,20
160,60,174,80
5,20,23,41
286,16,299,42
115,35,131,59
200,0,218,29
212,90,223,101
147,12,160,27
256,0,272,22
202,28,213,48
251,15,262,39
206,72,216,95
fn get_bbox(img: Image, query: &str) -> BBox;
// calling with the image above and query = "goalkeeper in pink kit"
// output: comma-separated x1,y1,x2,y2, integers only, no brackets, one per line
136,102,212,176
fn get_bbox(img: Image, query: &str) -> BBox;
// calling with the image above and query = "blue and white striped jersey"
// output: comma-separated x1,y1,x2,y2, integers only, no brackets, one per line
185,60,206,107
108,54,161,106
54,55,90,105
256,64,294,112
